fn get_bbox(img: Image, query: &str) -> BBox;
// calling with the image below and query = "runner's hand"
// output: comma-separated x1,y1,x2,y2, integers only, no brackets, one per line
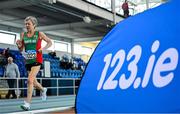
38,48,43,53
16,40,22,48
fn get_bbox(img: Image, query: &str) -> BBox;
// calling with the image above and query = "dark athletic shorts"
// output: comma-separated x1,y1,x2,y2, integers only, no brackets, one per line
25,62,43,71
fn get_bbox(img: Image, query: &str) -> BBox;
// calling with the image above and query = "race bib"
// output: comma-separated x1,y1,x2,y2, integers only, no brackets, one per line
25,50,37,60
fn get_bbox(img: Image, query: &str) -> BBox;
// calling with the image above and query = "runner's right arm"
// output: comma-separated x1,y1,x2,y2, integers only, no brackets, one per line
16,32,24,52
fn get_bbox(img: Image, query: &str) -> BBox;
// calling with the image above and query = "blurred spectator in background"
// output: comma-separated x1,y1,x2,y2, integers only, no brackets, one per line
3,48,12,58
0,52,6,66
122,0,129,18
5,57,20,99
49,51,56,58
67,59,74,70
1,48,13,65
0,47,13,66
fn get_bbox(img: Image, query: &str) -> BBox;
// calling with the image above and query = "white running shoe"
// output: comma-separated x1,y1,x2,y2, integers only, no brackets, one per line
20,101,30,111
41,88,47,101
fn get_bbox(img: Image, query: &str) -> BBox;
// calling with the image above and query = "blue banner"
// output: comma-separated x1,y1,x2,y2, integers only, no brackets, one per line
76,0,180,113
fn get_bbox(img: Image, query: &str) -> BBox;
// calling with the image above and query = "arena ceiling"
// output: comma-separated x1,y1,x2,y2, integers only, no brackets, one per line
0,0,124,42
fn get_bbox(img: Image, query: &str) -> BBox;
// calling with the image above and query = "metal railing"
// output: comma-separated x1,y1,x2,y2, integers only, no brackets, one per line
0,77,81,99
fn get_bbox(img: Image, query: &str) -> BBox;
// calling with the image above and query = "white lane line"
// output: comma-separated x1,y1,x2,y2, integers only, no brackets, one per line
8,106,72,114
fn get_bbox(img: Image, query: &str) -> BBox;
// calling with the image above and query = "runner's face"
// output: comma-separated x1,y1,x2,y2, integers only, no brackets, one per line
25,20,35,32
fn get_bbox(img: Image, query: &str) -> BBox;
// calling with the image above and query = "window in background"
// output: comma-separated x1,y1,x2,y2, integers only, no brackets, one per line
81,46,93,56
42,39,70,52
74,44,82,55
16,34,20,41
74,43,93,56
42,39,54,51
54,41,69,52
0,31,16,45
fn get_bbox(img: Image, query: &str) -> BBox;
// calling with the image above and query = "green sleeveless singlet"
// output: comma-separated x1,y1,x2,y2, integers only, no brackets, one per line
23,31,39,64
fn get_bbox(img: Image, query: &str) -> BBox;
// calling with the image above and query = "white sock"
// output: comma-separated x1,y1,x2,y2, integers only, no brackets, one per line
24,101,30,107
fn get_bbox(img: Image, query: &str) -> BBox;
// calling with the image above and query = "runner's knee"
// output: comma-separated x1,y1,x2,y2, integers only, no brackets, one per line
28,76,35,85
